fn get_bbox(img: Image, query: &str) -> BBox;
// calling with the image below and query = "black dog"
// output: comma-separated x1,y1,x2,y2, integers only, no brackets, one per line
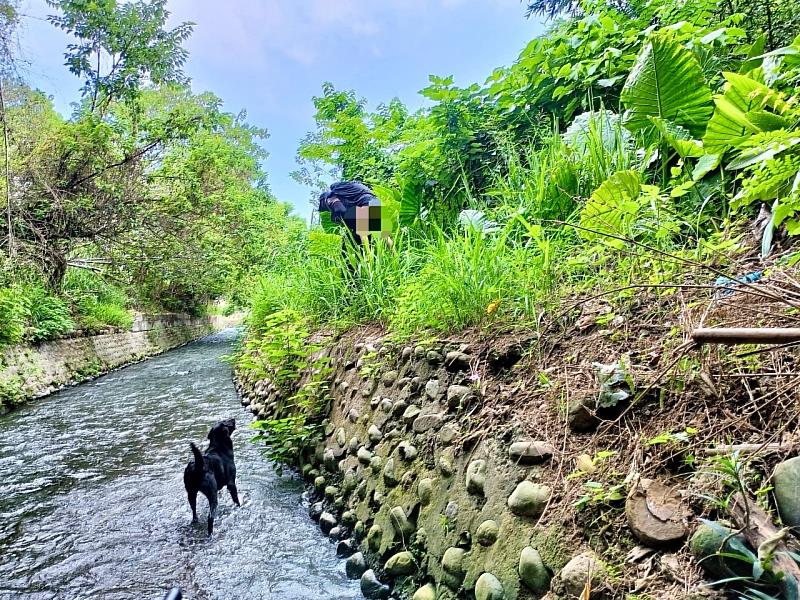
183,418,240,535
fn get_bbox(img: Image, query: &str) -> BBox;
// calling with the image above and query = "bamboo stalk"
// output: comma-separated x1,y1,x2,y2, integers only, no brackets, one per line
692,328,800,345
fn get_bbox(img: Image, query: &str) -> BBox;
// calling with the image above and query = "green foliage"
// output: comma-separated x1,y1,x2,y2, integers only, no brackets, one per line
63,269,132,332
26,286,74,342
250,416,322,474
621,31,713,137
0,285,27,344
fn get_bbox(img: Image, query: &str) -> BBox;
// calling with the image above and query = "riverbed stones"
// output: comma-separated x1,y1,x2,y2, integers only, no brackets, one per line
466,459,488,496
353,520,366,540
313,476,326,493
476,520,499,546
368,424,383,443
401,347,413,361
445,501,459,522
362,380,378,398
519,546,550,592
625,479,688,547
508,441,555,464
346,552,367,579
439,454,454,477
414,346,426,359
358,446,374,465
399,441,418,461
425,379,440,400
319,512,337,535
336,427,346,447
393,400,409,417
413,412,444,433
336,538,357,558
426,350,443,364
360,569,390,599
439,424,458,444
390,506,415,539
341,509,357,527
370,455,383,473
367,524,383,552
774,456,800,527
348,408,360,423
475,573,504,600
444,351,471,372
382,370,398,386
379,398,393,413
507,481,550,517
342,469,358,493
567,397,597,432
309,501,324,521
446,384,473,410
385,551,416,576
412,583,437,600
328,526,342,539
347,436,359,454
553,553,605,597
403,405,422,424
324,485,339,500
441,547,467,588
383,458,399,487
418,477,434,505
323,448,337,472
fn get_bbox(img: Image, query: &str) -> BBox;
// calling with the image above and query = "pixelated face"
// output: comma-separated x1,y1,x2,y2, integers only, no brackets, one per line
344,199,391,239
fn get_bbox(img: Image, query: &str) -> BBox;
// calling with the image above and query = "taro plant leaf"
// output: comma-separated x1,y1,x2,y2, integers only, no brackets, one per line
727,136,800,170
692,153,722,181
579,170,642,247
399,183,421,227
702,72,787,155
621,32,713,138
649,116,704,158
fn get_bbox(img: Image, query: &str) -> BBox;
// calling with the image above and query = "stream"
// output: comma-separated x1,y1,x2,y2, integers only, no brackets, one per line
0,329,360,600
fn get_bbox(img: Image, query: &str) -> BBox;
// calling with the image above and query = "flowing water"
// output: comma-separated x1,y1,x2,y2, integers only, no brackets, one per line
0,330,360,600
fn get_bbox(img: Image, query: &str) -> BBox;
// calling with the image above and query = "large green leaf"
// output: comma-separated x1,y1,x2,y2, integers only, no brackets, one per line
702,72,786,154
579,170,642,248
621,32,712,138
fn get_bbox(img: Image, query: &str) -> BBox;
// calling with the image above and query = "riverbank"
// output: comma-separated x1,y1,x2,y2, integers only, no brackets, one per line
0,313,243,412
235,281,800,600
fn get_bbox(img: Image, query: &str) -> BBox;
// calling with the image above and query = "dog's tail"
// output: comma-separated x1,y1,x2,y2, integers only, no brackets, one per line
189,442,204,471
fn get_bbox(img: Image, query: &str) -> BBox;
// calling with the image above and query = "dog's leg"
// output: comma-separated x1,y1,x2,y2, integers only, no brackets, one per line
207,492,218,536
227,483,241,507
187,490,198,523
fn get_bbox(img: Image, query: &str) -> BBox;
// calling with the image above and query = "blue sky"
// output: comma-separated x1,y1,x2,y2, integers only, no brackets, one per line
16,0,544,222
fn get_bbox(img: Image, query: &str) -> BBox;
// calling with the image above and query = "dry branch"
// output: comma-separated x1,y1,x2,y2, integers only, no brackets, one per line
693,328,800,345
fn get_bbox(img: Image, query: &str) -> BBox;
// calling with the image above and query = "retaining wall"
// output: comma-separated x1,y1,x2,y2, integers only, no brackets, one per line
0,313,241,411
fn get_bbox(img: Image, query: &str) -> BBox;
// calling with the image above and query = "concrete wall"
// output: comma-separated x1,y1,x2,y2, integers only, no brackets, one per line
0,313,240,411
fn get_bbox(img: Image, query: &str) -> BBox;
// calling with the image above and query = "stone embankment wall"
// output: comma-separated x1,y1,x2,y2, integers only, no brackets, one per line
0,313,241,411
239,335,595,600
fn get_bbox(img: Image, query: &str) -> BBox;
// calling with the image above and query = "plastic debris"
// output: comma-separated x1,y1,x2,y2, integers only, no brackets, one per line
714,271,763,298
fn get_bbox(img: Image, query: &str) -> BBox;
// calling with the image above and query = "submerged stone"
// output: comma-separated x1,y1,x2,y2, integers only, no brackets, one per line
319,512,337,535
346,552,367,579
360,569,390,599
337,538,357,558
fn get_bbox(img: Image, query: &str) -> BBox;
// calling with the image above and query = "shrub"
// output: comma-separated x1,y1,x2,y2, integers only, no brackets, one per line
0,286,29,345
27,287,75,342
63,269,133,332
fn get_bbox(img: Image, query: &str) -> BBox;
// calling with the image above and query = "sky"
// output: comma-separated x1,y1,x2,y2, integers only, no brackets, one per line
15,0,544,223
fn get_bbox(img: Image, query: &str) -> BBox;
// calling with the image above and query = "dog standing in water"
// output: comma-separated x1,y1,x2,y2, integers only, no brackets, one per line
183,418,240,535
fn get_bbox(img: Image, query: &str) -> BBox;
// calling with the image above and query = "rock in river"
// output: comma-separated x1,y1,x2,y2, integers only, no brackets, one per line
361,569,390,599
